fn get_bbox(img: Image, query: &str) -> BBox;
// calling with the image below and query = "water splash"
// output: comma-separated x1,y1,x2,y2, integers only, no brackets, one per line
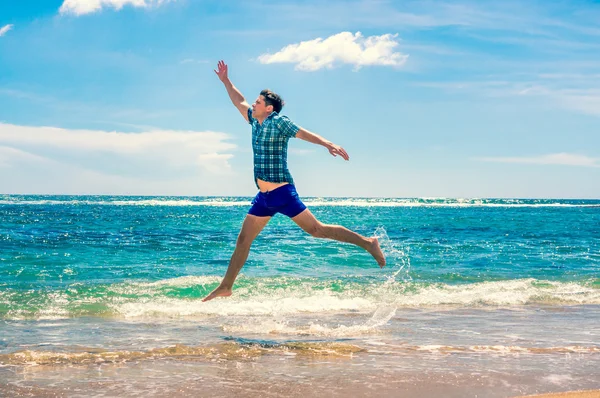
364,226,410,332
374,226,411,284
363,305,397,329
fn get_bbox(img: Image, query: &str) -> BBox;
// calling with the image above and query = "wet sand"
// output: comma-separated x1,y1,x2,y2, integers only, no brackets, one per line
2,352,600,398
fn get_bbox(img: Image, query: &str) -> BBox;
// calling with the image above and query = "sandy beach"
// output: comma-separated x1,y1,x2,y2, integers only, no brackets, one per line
2,354,600,398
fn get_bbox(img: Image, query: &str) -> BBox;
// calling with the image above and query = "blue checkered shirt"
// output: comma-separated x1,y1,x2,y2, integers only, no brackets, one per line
248,108,300,188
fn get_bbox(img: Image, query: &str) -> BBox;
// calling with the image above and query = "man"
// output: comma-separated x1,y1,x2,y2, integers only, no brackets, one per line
202,60,386,302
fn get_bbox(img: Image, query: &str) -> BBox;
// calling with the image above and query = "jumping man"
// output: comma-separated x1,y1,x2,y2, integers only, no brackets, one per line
202,60,386,302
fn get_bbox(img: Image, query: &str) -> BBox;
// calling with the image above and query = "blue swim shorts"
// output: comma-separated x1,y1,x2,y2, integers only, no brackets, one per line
248,184,307,218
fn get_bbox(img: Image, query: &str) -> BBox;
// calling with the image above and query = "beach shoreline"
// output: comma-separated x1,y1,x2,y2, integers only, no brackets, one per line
518,391,600,398
2,197,599,397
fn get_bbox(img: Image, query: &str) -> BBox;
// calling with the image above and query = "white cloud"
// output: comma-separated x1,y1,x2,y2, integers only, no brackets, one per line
59,0,173,16
0,145,217,195
0,123,237,176
475,153,600,167
257,31,408,71
0,24,13,37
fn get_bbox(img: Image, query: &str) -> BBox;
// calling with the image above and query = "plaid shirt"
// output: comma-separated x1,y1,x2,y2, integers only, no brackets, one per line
248,108,300,188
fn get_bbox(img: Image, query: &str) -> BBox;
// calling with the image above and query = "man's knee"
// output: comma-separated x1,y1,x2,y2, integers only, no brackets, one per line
236,232,254,248
307,223,327,238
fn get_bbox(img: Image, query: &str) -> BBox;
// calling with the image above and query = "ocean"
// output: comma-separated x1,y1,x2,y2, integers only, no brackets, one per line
1,195,599,397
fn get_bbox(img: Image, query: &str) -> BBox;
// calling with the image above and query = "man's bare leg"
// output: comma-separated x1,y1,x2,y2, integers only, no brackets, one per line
292,209,386,267
202,214,271,302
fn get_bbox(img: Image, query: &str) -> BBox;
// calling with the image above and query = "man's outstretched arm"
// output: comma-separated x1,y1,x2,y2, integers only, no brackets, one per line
214,60,250,123
296,128,350,161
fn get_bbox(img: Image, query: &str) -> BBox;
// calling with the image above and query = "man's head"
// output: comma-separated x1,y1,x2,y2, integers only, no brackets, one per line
252,89,284,118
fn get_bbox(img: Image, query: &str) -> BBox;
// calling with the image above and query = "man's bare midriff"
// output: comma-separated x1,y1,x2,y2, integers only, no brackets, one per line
257,178,289,193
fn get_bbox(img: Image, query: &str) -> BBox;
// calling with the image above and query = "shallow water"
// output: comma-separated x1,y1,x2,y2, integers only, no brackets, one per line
1,196,599,396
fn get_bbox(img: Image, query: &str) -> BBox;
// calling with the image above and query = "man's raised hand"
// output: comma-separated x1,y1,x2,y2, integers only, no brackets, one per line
214,60,228,82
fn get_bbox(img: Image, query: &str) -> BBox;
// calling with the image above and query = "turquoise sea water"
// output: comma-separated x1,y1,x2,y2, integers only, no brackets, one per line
1,195,599,397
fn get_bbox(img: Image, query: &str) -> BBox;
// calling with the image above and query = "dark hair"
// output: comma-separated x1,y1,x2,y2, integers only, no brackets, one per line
260,89,284,113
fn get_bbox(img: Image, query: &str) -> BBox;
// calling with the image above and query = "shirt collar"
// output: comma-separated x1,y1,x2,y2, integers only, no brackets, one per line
254,111,278,127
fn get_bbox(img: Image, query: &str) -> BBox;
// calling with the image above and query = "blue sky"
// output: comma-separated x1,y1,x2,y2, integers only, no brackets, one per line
1,0,599,198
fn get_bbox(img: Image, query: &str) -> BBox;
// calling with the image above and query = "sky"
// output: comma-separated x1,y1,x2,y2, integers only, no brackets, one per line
1,0,599,198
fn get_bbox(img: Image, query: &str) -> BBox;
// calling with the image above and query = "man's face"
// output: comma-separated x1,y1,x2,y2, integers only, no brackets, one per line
252,95,272,117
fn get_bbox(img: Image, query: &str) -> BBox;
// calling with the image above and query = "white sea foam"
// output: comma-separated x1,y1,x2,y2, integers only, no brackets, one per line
0,199,251,207
117,294,375,318
1,197,597,208
223,320,384,337
397,279,600,307
4,277,599,321
401,345,600,355
543,374,574,386
111,278,600,320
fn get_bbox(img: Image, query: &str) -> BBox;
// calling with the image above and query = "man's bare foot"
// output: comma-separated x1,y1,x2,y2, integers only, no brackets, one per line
202,285,232,302
368,238,386,268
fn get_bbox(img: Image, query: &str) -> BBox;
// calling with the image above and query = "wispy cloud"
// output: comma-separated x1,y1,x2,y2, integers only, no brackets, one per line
59,0,174,16
0,87,185,124
559,92,600,116
0,24,13,37
0,123,237,177
537,73,600,80
180,59,210,65
248,1,452,29
415,80,513,93
415,74,600,117
258,31,408,71
247,0,600,38
0,146,47,168
517,85,600,117
474,153,600,168
0,145,219,195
